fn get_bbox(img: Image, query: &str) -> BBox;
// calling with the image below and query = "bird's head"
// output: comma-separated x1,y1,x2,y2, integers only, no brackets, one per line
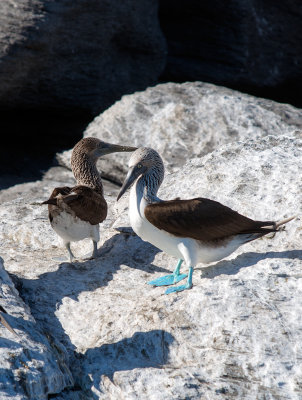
72,137,137,163
117,147,164,201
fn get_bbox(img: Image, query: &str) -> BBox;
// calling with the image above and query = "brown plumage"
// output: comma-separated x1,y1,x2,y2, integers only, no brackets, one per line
45,186,107,226
42,137,136,261
145,197,277,243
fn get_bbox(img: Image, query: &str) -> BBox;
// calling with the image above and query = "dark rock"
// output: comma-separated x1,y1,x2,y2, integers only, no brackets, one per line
0,0,166,114
159,0,302,107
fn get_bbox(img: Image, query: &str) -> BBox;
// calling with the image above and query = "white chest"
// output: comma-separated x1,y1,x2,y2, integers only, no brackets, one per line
129,184,184,259
51,210,100,243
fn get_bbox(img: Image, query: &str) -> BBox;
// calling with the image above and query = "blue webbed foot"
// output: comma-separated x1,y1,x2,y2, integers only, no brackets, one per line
148,273,187,287
165,266,194,294
165,282,193,294
148,259,187,287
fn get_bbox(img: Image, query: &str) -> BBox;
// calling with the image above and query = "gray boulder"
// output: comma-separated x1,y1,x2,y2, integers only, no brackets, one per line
0,0,166,113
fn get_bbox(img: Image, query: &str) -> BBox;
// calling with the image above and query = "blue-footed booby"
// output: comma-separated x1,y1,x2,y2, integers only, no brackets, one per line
0,305,17,335
42,137,137,261
117,147,294,294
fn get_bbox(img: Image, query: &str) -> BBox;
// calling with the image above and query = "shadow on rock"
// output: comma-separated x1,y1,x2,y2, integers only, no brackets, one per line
78,330,174,397
10,232,171,397
0,368,16,397
200,250,302,279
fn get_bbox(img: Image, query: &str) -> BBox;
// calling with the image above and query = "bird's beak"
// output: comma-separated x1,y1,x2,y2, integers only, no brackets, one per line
117,165,146,201
101,143,137,155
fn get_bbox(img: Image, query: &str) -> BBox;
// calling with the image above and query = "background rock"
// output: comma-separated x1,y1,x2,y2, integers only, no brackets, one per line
0,0,165,114
58,82,302,183
0,0,166,191
0,133,301,398
2,1,302,192
1,0,302,113
159,0,302,107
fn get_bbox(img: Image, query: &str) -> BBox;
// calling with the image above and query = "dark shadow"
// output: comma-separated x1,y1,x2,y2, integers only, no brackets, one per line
199,250,302,279
13,232,165,310
0,368,16,397
0,337,21,349
77,330,174,397
10,232,172,397
0,108,92,191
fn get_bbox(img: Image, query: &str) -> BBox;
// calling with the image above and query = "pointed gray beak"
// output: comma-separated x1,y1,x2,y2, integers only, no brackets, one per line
101,143,137,155
117,165,146,201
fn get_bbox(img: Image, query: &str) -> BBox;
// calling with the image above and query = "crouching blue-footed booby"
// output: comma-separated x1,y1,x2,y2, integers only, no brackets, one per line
42,138,137,262
117,147,295,294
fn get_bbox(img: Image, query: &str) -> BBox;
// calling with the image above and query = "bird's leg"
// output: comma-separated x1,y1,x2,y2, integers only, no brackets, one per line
91,240,98,259
147,259,187,286
65,242,75,262
165,267,193,294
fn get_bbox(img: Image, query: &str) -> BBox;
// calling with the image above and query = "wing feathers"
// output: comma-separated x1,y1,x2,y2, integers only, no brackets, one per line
144,198,277,241
44,185,107,225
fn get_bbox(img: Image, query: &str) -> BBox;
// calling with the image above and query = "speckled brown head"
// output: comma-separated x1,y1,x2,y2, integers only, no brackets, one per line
71,137,137,191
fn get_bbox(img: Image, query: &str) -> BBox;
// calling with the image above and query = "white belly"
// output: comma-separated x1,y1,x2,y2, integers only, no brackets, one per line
129,185,245,267
51,211,100,244
131,211,184,259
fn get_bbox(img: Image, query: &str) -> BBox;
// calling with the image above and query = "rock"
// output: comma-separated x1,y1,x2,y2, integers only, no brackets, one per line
159,0,302,107
0,0,166,114
57,82,302,183
1,133,301,398
0,258,73,399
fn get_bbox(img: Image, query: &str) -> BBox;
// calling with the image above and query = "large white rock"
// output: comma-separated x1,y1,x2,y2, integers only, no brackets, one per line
1,133,301,398
57,82,302,183
0,258,73,399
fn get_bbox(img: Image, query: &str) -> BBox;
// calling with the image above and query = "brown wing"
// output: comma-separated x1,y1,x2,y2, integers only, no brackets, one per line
48,186,72,198
43,186,107,225
64,186,107,225
144,198,276,241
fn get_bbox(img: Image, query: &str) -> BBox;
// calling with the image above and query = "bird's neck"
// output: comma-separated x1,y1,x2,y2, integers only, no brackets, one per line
72,154,103,194
136,172,162,204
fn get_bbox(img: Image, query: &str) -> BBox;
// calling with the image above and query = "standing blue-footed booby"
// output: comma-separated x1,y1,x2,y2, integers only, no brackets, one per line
42,137,137,261
117,147,295,294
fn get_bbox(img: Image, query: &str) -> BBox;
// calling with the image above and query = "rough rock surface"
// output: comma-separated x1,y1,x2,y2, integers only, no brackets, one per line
57,82,302,183
0,258,73,399
0,132,301,398
0,0,165,113
159,0,302,107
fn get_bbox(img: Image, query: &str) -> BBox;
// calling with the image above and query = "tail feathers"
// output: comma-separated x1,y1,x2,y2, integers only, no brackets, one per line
241,215,296,243
255,215,296,232
41,198,58,206
275,215,296,229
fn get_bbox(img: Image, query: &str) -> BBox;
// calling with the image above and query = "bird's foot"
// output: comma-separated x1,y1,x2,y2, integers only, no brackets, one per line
165,281,193,294
148,273,187,287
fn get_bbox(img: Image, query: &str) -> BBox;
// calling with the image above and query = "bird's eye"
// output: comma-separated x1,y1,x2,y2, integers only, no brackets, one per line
137,164,142,168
